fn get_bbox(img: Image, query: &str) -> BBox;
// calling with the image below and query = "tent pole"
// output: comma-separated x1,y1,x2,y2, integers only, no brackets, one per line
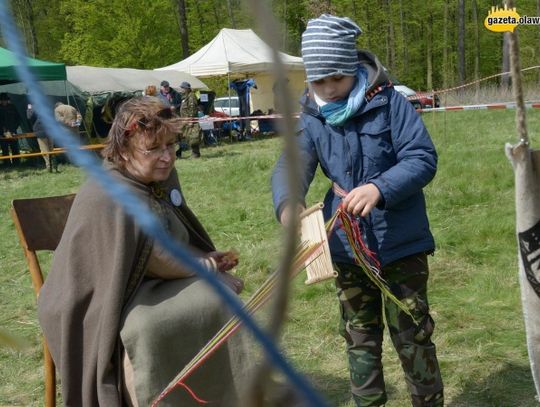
227,72,231,112
65,81,70,105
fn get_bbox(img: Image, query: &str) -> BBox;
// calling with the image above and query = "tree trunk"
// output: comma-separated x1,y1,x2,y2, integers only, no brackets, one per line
364,1,372,51
383,0,389,68
472,0,480,100
426,5,433,90
11,0,38,57
211,0,221,27
399,0,408,76
226,0,237,28
175,0,190,58
386,0,395,71
194,0,205,42
352,0,358,22
12,0,29,54
457,0,466,85
24,0,38,57
443,1,448,89
502,32,511,87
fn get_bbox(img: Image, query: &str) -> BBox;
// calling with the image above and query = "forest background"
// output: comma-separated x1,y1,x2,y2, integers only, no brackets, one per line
2,0,540,96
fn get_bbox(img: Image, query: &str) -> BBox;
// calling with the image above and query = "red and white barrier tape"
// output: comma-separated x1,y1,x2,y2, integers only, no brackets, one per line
193,113,296,124
417,101,540,113
196,101,540,123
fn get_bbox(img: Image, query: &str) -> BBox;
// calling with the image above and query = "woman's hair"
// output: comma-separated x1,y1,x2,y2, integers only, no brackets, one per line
102,97,182,166
145,85,157,96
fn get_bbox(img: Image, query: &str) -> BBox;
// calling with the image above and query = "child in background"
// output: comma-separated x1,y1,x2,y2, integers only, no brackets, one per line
271,14,444,407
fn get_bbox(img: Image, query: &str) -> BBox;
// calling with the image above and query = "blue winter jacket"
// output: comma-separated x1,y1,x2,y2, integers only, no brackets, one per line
271,51,437,267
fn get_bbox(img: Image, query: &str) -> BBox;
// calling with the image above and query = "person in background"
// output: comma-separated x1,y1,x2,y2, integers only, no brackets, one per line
158,80,182,113
197,103,217,146
27,103,58,173
271,14,443,407
0,93,21,166
179,81,202,158
144,85,157,97
54,102,81,140
37,97,247,406
229,79,256,141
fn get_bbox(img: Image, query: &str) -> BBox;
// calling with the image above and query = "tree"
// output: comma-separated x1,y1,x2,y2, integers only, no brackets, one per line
457,0,465,85
306,0,336,18
384,0,395,71
472,0,480,99
4,0,65,61
175,0,190,58
443,0,449,89
226,0,237,28
399,0,408,77
426,2,433,90
211,0,222,27
501,32,511,87
59,0,182,68
9,0,38,56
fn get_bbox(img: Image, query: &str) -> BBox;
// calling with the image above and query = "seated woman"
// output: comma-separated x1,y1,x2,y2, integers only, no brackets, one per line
38,97,247,406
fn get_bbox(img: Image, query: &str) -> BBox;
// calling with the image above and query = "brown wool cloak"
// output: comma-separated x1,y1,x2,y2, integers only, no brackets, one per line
37,164,215,406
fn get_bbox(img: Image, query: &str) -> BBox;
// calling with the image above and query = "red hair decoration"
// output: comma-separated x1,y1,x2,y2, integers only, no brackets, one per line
124,120,139,137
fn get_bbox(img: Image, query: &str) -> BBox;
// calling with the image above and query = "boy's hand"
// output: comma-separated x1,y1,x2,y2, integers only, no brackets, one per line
342,183,380,217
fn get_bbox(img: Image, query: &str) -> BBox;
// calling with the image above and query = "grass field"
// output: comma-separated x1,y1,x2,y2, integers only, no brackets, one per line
1,108,539,406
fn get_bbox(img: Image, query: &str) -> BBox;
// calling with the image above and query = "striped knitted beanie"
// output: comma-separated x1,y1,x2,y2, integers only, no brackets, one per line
301,14,362,82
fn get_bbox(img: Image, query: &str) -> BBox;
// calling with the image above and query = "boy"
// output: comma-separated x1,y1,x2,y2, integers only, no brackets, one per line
271,14,444,407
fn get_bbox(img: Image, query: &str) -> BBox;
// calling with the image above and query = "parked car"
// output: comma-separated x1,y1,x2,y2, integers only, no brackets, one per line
410,92,441,109
387,72,440,109
384,68,416,98
213,96,240,116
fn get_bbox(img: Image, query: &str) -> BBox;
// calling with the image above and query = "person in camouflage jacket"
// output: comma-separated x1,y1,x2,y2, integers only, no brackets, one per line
179,82,202,158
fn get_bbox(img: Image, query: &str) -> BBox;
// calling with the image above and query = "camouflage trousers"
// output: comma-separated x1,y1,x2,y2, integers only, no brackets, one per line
182,123,202,146
178,123,202,157
335,253,444,407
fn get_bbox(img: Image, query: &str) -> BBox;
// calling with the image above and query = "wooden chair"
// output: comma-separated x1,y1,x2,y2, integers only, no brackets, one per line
10,194,76,407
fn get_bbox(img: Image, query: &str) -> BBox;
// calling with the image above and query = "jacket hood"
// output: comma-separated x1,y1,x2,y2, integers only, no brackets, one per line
358,49,389,93
300,49,389,116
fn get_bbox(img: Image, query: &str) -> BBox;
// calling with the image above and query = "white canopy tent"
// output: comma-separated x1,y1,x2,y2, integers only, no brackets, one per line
0,66,207,96
67,66,207,94
0,66,208,138
156,28,306,113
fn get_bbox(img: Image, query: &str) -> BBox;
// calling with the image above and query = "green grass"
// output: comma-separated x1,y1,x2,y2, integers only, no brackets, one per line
1,109,539,406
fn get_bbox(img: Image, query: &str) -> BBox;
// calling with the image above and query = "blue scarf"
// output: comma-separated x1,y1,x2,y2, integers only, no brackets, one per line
318,67,368,127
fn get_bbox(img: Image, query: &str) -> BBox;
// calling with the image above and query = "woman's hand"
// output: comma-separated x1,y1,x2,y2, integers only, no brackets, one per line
342,183,381,217
205,251,243,293
206,250,239,272
217,272,244,294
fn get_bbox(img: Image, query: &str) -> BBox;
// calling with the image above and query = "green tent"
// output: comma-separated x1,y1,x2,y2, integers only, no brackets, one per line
0,47,66,85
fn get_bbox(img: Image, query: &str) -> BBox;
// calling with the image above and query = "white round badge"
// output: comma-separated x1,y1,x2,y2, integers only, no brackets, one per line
170,189,183,206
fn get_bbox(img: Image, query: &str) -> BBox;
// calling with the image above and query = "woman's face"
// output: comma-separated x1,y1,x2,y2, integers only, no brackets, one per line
123,131,177,184
310,74,355,103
